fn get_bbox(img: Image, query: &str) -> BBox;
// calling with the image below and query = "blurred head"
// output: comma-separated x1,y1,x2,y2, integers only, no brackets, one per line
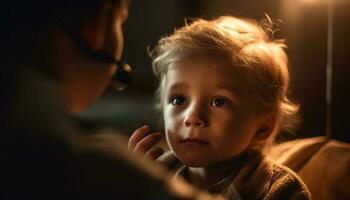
151,16,299,166
4,0,130,112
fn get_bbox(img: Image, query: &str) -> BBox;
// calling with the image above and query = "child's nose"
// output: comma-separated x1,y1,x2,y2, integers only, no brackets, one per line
183,105,207,128
184,115,205,127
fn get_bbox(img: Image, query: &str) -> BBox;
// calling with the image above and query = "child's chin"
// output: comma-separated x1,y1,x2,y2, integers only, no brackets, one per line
179,157,213,167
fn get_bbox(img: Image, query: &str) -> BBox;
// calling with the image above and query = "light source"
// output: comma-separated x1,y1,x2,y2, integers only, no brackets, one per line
325,0,333,137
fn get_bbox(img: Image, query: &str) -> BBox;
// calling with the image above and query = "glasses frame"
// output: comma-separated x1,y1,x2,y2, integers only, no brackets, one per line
57,0,133,91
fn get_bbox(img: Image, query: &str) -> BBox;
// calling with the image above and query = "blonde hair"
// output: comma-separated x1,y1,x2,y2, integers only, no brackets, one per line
151,16,299,147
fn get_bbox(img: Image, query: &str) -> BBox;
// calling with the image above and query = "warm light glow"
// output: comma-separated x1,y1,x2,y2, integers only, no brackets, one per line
299,0,320,4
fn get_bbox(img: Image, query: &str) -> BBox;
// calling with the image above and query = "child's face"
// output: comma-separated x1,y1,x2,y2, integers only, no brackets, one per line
162,57,264,167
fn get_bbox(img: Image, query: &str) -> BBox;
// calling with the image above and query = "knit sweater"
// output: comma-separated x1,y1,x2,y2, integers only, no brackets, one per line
159,150,311,200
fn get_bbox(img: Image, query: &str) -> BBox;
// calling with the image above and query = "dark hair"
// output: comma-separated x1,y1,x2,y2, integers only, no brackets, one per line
3,0,103,62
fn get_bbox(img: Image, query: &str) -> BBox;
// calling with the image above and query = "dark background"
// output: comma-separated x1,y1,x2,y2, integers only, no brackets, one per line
77,0,349,143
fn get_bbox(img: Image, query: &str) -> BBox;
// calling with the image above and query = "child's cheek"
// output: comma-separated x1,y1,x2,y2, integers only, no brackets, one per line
164,106,184,141
164,105,181,128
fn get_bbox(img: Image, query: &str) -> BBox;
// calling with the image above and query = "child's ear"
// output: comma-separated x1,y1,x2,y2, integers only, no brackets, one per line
251,113,276,145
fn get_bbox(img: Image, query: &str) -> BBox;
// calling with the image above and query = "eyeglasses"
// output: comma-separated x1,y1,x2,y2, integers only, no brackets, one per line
57,0,133,92
60,27,133,92
110,60,132,91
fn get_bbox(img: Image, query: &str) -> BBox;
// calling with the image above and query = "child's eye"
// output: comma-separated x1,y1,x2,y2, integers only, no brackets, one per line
170,96,186,106
210,97,227,107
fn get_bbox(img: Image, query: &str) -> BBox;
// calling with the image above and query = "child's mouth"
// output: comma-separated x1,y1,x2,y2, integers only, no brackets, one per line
181,138,209,145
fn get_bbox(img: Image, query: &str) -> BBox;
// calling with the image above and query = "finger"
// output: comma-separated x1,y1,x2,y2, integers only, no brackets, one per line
134,132,162,155
128,125,150,150
144,147,164,161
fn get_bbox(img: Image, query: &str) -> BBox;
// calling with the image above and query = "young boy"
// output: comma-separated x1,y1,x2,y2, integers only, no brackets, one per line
128,16,311,199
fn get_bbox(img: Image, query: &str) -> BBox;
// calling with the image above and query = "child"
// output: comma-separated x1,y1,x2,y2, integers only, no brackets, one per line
128,16,311,200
